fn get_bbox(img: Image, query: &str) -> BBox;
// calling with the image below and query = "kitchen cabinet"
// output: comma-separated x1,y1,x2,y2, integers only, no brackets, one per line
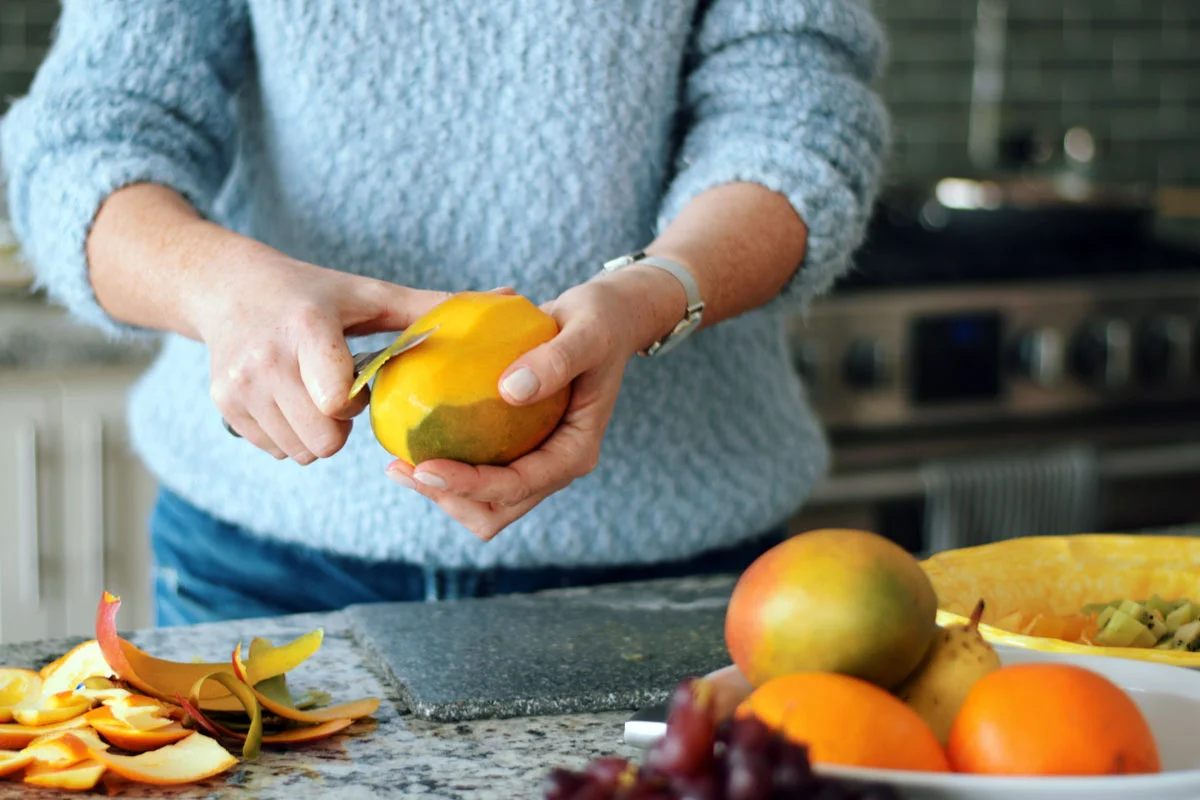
0,385,61,644
0,366,156,644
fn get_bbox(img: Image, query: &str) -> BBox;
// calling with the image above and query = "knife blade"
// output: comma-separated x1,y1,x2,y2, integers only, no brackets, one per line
221,325,439,438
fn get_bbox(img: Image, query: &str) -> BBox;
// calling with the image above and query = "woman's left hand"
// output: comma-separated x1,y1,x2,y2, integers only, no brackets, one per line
385,269,683,540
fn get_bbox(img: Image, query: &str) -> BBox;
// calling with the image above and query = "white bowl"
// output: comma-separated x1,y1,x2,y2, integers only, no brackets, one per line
817,646,1200,800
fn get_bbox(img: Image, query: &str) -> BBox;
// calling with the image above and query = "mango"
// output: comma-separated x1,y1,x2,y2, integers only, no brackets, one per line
724,528,939,690
367,292,570,466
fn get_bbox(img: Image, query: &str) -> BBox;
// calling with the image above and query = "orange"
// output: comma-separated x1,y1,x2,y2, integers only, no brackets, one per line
948,663,1161,776
736,672,950,772
367,292,570,466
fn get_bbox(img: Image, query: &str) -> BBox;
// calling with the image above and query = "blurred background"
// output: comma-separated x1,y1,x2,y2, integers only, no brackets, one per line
1,0,1199,643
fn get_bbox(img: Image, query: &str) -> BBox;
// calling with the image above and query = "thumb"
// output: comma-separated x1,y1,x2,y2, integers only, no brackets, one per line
498,319,597,406
342,277,451,336
296,317,368,420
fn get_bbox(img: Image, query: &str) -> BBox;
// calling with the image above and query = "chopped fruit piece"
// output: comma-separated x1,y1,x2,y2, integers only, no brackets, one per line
96,592,323,712
1094,608,1151,648
0,669,41,723
1147,609,1169,641
39,640,114,698
1096,606,1117,629
23,758,106,791
1166,603,1199,634
86,707,193,752
1173,620,1200,651
0,715,90,749
90,732,237,785
1077,596,1200,649
0,749,33,778
1080,600,1121,615
1144,595,1176,618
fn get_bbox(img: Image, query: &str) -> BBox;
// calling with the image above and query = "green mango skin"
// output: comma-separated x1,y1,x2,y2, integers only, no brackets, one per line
406,398,558,467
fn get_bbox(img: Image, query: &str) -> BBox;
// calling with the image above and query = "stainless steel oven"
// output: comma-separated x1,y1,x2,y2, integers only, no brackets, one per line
786,202,1200,552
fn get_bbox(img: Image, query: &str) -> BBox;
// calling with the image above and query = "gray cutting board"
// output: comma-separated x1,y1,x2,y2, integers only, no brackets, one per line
345,574,736,721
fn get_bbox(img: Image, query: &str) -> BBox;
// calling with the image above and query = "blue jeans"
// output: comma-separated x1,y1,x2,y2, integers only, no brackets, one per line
149,487,786,627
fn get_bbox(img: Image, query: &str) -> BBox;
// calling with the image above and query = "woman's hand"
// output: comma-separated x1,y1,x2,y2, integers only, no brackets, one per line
385,266,687,540
85,183,451,465
190,252,449,464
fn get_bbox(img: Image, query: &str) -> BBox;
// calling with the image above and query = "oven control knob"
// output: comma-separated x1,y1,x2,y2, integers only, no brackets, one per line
843,338,888,389
1136,314,1190,385
1070,319,1132,390
1010,328,1064,388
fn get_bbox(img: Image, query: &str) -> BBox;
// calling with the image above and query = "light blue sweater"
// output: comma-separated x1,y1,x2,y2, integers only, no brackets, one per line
2,0,889,568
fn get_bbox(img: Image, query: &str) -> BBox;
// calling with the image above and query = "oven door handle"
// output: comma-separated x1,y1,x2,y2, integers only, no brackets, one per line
809,442,1200,505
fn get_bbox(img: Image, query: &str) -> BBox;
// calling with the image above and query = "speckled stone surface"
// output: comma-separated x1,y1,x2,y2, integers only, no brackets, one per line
0,608,644,799
347,575,734,723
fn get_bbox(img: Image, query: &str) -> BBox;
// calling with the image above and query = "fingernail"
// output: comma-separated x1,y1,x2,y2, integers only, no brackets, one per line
387,467,417,489
413,471,447,490
501,367,539,402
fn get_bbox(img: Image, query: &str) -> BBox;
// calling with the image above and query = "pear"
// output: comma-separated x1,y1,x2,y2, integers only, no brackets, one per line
894,599,1001,746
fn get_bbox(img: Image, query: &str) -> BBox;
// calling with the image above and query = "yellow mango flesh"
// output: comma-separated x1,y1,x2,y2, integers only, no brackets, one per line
369,292,570,466
922,534,1200,665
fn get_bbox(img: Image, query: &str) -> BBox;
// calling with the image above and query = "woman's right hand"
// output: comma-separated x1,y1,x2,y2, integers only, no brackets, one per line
86,183,449,465
189,253,449,464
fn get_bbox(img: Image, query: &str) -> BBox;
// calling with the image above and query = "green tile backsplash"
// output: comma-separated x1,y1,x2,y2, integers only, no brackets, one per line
0,0,1197,186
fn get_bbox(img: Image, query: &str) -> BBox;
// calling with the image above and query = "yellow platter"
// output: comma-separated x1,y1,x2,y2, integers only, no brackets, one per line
921,534,1200,666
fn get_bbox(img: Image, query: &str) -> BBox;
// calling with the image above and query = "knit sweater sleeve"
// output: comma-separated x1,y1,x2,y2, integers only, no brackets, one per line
0,0,251,340
657,0,891,310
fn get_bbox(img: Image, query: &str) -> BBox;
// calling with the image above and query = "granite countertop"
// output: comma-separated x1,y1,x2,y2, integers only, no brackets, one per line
0,609,643,799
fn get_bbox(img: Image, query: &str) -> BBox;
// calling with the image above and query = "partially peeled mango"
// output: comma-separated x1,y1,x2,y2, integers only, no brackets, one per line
357,291,571,466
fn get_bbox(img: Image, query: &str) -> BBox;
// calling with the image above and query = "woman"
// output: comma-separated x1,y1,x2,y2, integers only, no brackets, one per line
1,0,889,624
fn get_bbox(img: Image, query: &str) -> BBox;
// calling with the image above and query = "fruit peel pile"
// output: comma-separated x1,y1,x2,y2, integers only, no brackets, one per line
0,591,379,792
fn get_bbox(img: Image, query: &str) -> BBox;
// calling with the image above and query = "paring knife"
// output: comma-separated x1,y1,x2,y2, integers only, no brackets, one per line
221,325,439,438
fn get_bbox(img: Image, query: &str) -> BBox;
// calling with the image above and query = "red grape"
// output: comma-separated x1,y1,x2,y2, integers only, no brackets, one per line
668,772,722,800
544,769,594,800
644,679,717,777
585,757,635,788
724,749,772,800
543,678,906,800
771,741,815,793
